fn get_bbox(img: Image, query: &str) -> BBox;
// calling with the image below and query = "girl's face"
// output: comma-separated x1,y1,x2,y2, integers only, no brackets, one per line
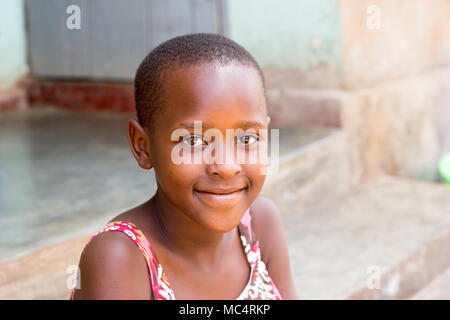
145,63,269,233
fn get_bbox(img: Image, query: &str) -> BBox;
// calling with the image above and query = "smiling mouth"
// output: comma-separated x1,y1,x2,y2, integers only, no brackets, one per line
195,187,247,195
194,187,247,207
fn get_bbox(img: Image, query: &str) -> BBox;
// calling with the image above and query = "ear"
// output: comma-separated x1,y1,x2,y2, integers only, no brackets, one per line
127,119,153,170
267,116,271,126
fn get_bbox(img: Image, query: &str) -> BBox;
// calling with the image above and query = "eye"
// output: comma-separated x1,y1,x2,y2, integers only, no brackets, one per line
182,135,205,147
238,134,259,145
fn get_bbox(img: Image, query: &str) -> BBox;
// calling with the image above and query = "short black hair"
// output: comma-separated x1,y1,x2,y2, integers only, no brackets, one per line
134,33,266,134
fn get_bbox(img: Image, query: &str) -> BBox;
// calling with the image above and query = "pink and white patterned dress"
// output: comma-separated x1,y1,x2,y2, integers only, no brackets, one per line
70,208,282,300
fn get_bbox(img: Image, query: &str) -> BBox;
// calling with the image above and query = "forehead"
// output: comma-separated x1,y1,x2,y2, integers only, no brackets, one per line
158,63,267,130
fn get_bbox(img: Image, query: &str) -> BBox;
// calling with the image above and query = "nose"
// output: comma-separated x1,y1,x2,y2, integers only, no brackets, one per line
205,139,242,178
206,162,242,179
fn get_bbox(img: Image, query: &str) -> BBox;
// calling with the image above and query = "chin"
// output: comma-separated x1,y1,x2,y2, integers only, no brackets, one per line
197,207,246,234
213,221,240,234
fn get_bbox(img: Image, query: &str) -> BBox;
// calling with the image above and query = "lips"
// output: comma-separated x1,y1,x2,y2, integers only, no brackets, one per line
195,187,247,194
194,186,247,207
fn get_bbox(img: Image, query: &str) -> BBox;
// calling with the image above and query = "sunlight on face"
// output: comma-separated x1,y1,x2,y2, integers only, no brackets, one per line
148,63,271,233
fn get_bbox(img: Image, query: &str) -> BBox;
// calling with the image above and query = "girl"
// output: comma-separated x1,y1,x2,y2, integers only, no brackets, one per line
71,33,296,300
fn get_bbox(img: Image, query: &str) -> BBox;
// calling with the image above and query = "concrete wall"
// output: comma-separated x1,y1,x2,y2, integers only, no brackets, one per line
227,0,342,73
340,0,450,89
340,0,450,183
0,0,27,88
0,0,27,111
226,0,345,128
228,0,450,183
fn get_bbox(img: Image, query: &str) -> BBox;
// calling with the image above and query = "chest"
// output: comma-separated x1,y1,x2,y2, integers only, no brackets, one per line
153,238,251,299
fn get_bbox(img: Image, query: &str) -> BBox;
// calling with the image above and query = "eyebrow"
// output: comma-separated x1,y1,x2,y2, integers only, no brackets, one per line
173,120,266,130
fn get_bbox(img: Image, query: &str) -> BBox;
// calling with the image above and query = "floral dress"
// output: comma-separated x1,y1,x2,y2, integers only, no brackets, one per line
70,208,282,300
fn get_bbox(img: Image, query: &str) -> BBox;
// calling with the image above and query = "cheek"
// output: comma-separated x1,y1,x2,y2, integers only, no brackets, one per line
153,143,200,192
160,162,200,191
155,162,203,208
245,164,266,195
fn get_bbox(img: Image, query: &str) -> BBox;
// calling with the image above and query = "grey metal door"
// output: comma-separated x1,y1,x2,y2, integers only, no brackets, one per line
26,0,226,80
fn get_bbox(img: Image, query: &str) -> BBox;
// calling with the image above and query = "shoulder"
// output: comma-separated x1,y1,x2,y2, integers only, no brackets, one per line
250,196,281,222
249,196,282,265
249,196,298,299
249,196,282,244
75,228,151,299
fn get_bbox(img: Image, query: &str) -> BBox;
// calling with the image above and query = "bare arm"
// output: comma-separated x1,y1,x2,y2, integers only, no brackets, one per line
74,231,151,300
251,196,298,300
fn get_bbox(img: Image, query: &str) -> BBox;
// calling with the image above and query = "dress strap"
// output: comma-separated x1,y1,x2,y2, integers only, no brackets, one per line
71,221,175,300
237,208,261,266
236,208,283,300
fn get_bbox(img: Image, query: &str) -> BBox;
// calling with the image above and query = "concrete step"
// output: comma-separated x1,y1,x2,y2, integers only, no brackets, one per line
6,173,449,300
0,105,348,299
0,104,157,264
279,174,450,299
262,126,352,216
0,234,91,299
0,104,347,264
409,266,450,300
4,105,448,301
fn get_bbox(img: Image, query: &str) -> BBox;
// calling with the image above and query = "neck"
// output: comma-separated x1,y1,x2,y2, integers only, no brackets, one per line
147,190,236,268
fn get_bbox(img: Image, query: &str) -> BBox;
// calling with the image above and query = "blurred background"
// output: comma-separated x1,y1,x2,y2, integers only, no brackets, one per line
0,0,449,299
